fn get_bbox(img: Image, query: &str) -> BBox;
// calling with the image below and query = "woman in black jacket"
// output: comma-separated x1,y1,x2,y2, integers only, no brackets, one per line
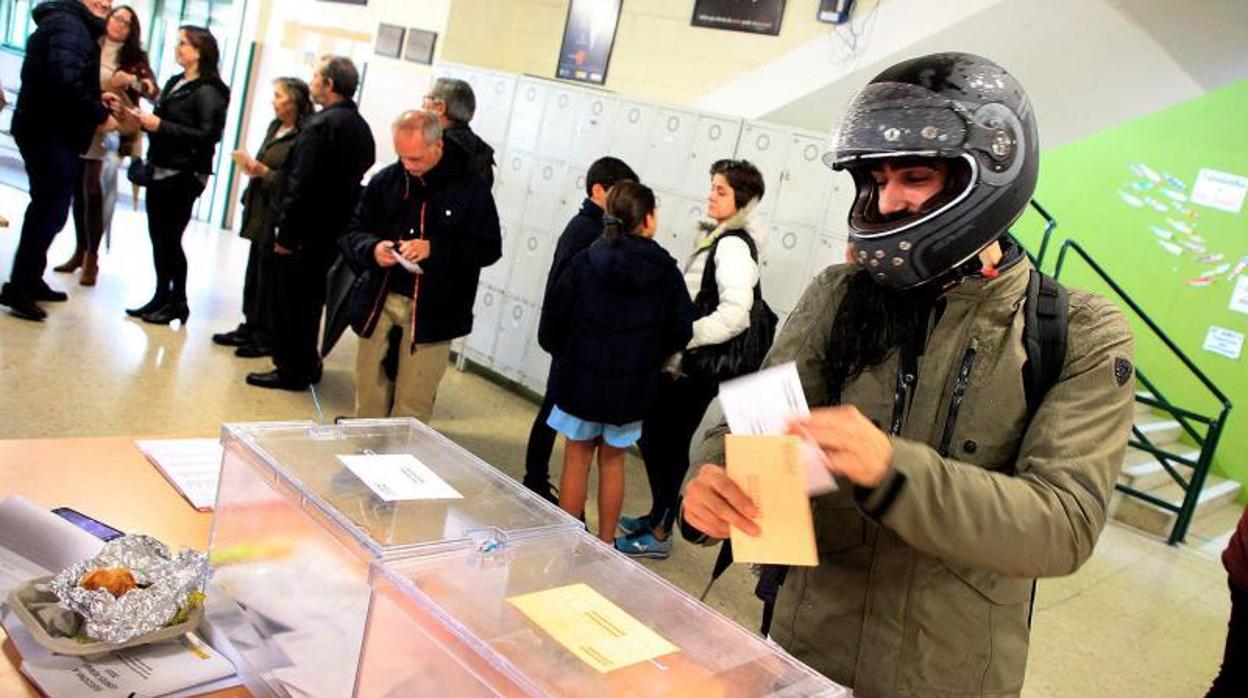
538,182,693,544
126,25,230,325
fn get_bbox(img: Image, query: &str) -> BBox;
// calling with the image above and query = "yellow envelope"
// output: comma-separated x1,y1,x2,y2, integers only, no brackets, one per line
725,434,819,567
507,583,680,673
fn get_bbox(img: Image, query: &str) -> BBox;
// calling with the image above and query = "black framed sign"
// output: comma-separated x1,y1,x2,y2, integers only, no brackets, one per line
375,23,404,59
691,0,786,36
555,0,622,85
404,28,438,65
320,0,367,4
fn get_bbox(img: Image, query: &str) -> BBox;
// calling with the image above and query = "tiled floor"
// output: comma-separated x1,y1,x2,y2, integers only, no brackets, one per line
0,183,1237,696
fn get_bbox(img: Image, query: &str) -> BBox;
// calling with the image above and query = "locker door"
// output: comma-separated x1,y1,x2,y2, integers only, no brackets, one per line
606,100,656,174
473,73,516,152
536,88,581,163
655,191,704,262
507,227,556,307
505,80,548,154
773,134,833,227
570,94,617,167
494,151,535,223
520,317,552,394
492,297,537,381
644,109,697,193
479,219,520,289
808,233,848,282
760,224,818,315
556,168,589,229
680,116,742,198
817,171,855,237
734,122,791,219
464,284,504,365
522,159,568,232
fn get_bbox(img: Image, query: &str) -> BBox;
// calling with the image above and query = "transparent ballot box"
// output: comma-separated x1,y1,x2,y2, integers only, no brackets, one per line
208,419,579,698
357,530,849,697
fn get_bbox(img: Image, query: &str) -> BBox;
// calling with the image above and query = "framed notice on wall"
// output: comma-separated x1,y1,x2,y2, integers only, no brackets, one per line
692,0,786,36
374,23,404,59
404,29,438,65
320,0,367,4
555,0,623,85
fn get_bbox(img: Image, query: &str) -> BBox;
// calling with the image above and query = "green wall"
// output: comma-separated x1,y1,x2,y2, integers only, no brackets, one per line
1014,79,1248,486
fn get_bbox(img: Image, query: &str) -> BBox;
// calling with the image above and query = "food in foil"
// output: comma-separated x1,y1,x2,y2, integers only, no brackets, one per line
50,535,209,645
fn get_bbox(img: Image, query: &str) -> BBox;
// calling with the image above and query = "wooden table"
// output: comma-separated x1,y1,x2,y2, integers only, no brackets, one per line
0,436,249,697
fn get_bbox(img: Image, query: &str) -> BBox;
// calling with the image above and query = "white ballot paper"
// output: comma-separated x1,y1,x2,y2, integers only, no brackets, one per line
338,453,463,501
718,362,838,495
391,247,424,274
135,439,224,511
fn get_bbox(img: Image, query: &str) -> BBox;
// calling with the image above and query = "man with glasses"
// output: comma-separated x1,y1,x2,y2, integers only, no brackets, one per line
423,78,494,187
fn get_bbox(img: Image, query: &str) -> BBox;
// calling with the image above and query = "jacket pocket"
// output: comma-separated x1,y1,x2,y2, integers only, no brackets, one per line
901,561,1032,695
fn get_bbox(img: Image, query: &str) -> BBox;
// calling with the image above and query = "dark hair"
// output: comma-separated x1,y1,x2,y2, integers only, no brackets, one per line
585,156,638,197
179,25,220,79
318,55,360,99
274,77,313,126
430,77,475,123
603,181,656,240
710,159,765,209
109,6,150,73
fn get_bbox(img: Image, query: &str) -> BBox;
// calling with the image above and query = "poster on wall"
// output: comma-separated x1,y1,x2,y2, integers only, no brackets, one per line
1191,168,1248,214
556,0,622,85
692,0,787,36
1203,326,1244,360
1230,275,1248,315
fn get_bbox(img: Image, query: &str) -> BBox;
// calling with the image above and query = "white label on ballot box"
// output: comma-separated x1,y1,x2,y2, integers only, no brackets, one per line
338,454,463,502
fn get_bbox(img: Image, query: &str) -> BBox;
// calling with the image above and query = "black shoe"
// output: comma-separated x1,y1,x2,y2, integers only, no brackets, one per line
246,369,310,391
33,284,68,302
213,325,251,347
125,295,167,317
0,285,46,321
311,364,323,384
523,478,559,505
234,343,272,358
141,301,189,325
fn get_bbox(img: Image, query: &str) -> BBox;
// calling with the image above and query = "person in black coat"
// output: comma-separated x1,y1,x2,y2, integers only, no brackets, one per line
1,0,118,321
521,156,637,503
125,25,230,325
246,55,376,390
538,181,694,544
423,77,494,187
342,110,501,420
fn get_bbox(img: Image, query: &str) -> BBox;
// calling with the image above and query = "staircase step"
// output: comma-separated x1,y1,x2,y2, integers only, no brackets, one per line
1119,447,1202,491
1112,475,1242,538
1132,416,1185,447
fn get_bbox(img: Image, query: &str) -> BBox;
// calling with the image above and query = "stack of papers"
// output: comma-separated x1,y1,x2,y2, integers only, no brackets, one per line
135,439,224,512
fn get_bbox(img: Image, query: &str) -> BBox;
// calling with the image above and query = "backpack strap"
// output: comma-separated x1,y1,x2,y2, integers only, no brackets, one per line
695,229,763,313
1022,268,1068,416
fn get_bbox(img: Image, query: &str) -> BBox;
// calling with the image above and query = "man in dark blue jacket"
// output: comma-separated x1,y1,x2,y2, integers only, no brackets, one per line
343,110,501,420
1,0,118,321
521,156,637,502
247,55,375,390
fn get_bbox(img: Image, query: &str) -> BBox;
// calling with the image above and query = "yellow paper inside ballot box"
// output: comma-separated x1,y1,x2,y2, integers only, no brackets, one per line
507,583,680,673
725,434,819,567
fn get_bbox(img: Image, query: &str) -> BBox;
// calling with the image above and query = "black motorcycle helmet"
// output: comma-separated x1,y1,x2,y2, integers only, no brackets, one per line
826,52,1038,290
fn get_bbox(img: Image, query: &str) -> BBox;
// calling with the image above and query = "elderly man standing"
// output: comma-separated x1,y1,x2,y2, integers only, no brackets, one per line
1,0,118,321
423,77,494,187
247,55,375,391
343,110,501,421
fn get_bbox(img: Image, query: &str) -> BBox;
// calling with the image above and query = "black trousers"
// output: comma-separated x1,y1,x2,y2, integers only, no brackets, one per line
241,236,273,343
1209,582,1248,696
144,173,204,301
638,374,718,531
270,248,332,380
523,390,557,485
7,138,80,294
71,158,105,255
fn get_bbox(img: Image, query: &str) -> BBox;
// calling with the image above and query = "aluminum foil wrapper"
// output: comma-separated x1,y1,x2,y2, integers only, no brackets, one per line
49,535,209,644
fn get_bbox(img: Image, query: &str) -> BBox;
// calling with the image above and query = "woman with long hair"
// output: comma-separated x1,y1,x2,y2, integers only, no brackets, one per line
53,4,156,286
125,25,229,325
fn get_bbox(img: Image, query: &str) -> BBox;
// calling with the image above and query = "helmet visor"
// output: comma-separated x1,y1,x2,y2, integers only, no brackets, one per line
825,83,971,169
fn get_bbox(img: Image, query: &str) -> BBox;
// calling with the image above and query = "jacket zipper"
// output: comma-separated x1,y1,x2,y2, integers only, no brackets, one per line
938,346,978,457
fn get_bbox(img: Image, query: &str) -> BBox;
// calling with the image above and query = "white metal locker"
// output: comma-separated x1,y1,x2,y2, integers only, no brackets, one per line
473,73,516,152
520,317,552,394
644,109,698,193
522,159,569,232
505,79,548,154
492,297,538,381
555,168,589,230
570,93,617,167
734,122,791,218
464,283,504,365
479,219,520,289
494,150,535,223
507,227,556,307
655,191,705,262
808,233,849,283
817,171,855,237
772,133,833,228
680,115,742,198
536,87,581,163
606,100,656,174
760,223,818,315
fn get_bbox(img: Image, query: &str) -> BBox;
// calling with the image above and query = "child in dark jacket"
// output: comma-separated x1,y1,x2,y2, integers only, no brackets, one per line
538,182,694,543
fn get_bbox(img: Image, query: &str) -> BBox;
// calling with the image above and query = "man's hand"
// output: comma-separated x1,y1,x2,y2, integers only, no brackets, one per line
109,70,135,91
681,464,760,540
274,243,295,256
398,239,431,262
787,405,893,488
373,241,399,267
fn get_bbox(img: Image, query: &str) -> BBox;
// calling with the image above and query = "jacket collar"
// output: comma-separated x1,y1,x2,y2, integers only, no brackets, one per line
579,198,604,221
945,242,1032,302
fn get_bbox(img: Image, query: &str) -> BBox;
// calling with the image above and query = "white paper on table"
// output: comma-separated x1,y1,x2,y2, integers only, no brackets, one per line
1191,168,1248,214
1229,275,1248,316
0,495,104,578
718,363,838,495
1203,326,1244,360
338,454,463,502
134,438,224,511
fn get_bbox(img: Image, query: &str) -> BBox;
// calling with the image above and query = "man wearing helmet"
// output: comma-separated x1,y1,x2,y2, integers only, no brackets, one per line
681,53,1136,696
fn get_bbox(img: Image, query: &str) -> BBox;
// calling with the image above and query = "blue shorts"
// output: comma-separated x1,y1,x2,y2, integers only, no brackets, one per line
547,405,642,448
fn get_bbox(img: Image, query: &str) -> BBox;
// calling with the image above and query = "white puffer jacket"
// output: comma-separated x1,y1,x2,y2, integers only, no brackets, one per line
682,199,766,350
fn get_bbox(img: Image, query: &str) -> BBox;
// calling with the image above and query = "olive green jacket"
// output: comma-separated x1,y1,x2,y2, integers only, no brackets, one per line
239,119,300,242
693,256,1135,696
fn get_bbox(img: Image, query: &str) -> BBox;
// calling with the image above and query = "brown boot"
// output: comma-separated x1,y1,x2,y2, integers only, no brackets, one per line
79,253,99,286
53,249,84,273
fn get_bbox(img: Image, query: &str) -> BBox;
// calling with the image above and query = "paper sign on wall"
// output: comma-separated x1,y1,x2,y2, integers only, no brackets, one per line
1203,326,1244,360
1230,276,1248,316
338,454,463,502
1191,168,1248,214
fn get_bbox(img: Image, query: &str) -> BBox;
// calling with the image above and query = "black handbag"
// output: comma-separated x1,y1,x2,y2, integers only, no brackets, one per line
681,229,778,384
126,156,149,186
